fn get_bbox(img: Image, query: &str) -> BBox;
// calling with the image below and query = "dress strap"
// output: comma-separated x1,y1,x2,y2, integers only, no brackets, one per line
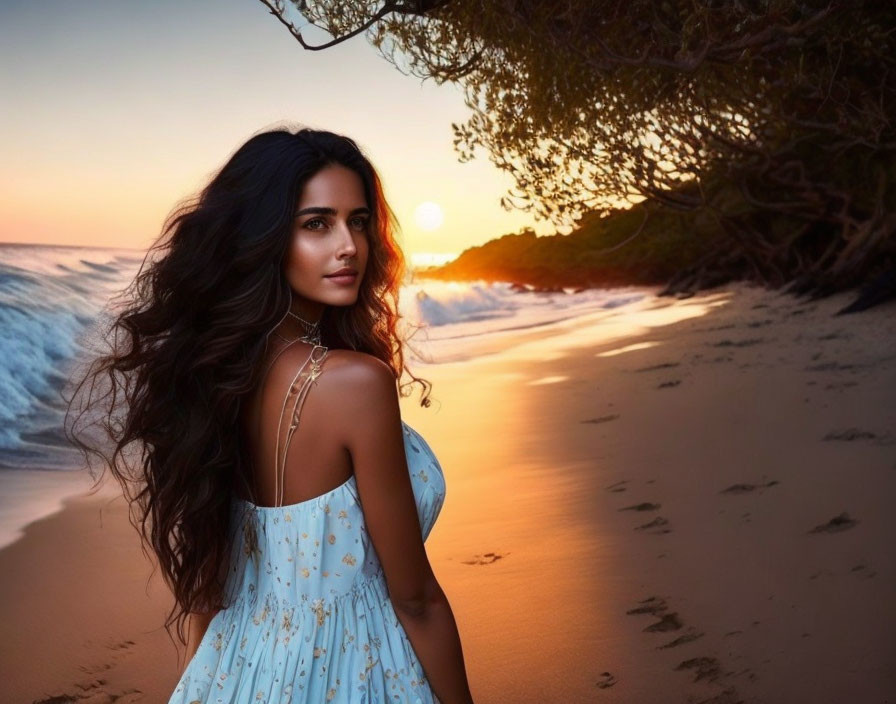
273,343,328,507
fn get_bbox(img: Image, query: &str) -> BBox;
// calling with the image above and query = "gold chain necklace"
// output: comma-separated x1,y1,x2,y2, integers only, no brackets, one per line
273,309,321,345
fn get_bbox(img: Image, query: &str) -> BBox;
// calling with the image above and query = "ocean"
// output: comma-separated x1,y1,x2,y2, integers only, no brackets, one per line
0,242,651,548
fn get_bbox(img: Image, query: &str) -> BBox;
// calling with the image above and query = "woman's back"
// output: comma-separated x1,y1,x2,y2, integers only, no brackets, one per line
235,339,355,508
168,342,447,703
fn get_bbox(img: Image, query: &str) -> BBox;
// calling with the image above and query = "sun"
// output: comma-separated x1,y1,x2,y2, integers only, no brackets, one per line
414,201,445,231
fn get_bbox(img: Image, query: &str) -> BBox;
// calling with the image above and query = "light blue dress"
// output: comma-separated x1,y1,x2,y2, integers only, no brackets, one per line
168,352,446,703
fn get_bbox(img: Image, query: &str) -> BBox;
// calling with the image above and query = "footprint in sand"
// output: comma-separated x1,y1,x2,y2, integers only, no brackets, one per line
809,568,835,580
35,679,143,704
808,512,858,534
634,362,680,372
805,361,858,372
702,678,753,701
719,480,779,495
635,516,671,534
626,594,742,697
824,380,859,390
658,628,704,649
595,671,617,689
78,661,112,676
460,551,508,566
710,338,765,347
822,427,881,442
672,658,748,700
107,639,137,651
619,502,661,512
76,638,139,681
851,564,877,579
644,612,684,633
626,597,686,636
626,596,668,616
580,414,620,424
675,656,723,683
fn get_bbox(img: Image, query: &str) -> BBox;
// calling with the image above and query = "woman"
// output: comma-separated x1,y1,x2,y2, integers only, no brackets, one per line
64,127,475,703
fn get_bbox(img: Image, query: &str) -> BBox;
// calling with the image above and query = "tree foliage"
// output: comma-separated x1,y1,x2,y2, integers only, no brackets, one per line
260,0,896,309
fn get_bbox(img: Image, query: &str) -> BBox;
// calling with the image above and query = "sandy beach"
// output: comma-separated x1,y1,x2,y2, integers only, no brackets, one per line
1,281,894,704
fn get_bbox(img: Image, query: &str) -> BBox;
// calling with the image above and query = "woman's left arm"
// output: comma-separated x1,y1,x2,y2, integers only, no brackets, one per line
185,609,219,664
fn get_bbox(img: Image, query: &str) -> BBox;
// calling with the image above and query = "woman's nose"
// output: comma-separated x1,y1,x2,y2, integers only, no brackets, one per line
336,222,357,254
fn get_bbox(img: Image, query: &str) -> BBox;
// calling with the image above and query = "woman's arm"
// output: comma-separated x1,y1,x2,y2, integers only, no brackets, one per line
338,355,475,704
391,578,474,704
185,609,219,664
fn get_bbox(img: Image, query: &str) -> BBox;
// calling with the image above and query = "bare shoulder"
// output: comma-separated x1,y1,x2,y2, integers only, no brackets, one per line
323,348,393,376
320,349,396,400
268,345,389,382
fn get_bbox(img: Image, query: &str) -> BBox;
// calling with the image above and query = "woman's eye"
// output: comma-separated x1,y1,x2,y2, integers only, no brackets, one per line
303,217,368,231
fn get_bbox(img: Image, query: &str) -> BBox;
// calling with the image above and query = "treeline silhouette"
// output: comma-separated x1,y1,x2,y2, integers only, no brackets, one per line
263,0,896,313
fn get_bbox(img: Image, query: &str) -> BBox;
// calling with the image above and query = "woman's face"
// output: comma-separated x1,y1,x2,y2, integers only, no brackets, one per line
285,164,370,316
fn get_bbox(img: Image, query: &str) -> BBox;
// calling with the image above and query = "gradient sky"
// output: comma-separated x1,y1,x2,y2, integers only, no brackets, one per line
0,0,550,264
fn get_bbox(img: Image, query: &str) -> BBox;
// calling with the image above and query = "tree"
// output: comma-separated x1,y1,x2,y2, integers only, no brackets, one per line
260,0,896,310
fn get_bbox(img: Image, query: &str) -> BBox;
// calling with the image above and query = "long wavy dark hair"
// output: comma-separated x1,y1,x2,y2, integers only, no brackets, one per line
62,125,434,650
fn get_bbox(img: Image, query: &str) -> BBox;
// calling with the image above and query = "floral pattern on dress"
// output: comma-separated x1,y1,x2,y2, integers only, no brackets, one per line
169,420,446,704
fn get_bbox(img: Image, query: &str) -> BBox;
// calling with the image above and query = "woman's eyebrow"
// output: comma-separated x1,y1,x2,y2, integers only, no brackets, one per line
295,206,370,217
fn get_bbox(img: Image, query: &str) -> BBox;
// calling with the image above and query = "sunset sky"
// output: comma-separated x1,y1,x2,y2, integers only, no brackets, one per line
0,0,550,266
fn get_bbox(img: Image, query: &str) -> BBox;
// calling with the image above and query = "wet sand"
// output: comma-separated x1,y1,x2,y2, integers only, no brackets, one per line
2,281,894,703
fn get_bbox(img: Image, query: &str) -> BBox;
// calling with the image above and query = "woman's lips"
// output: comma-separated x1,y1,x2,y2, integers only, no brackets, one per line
324,272,358,285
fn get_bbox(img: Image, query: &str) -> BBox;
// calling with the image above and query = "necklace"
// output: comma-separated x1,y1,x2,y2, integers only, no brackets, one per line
273,309,322,346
